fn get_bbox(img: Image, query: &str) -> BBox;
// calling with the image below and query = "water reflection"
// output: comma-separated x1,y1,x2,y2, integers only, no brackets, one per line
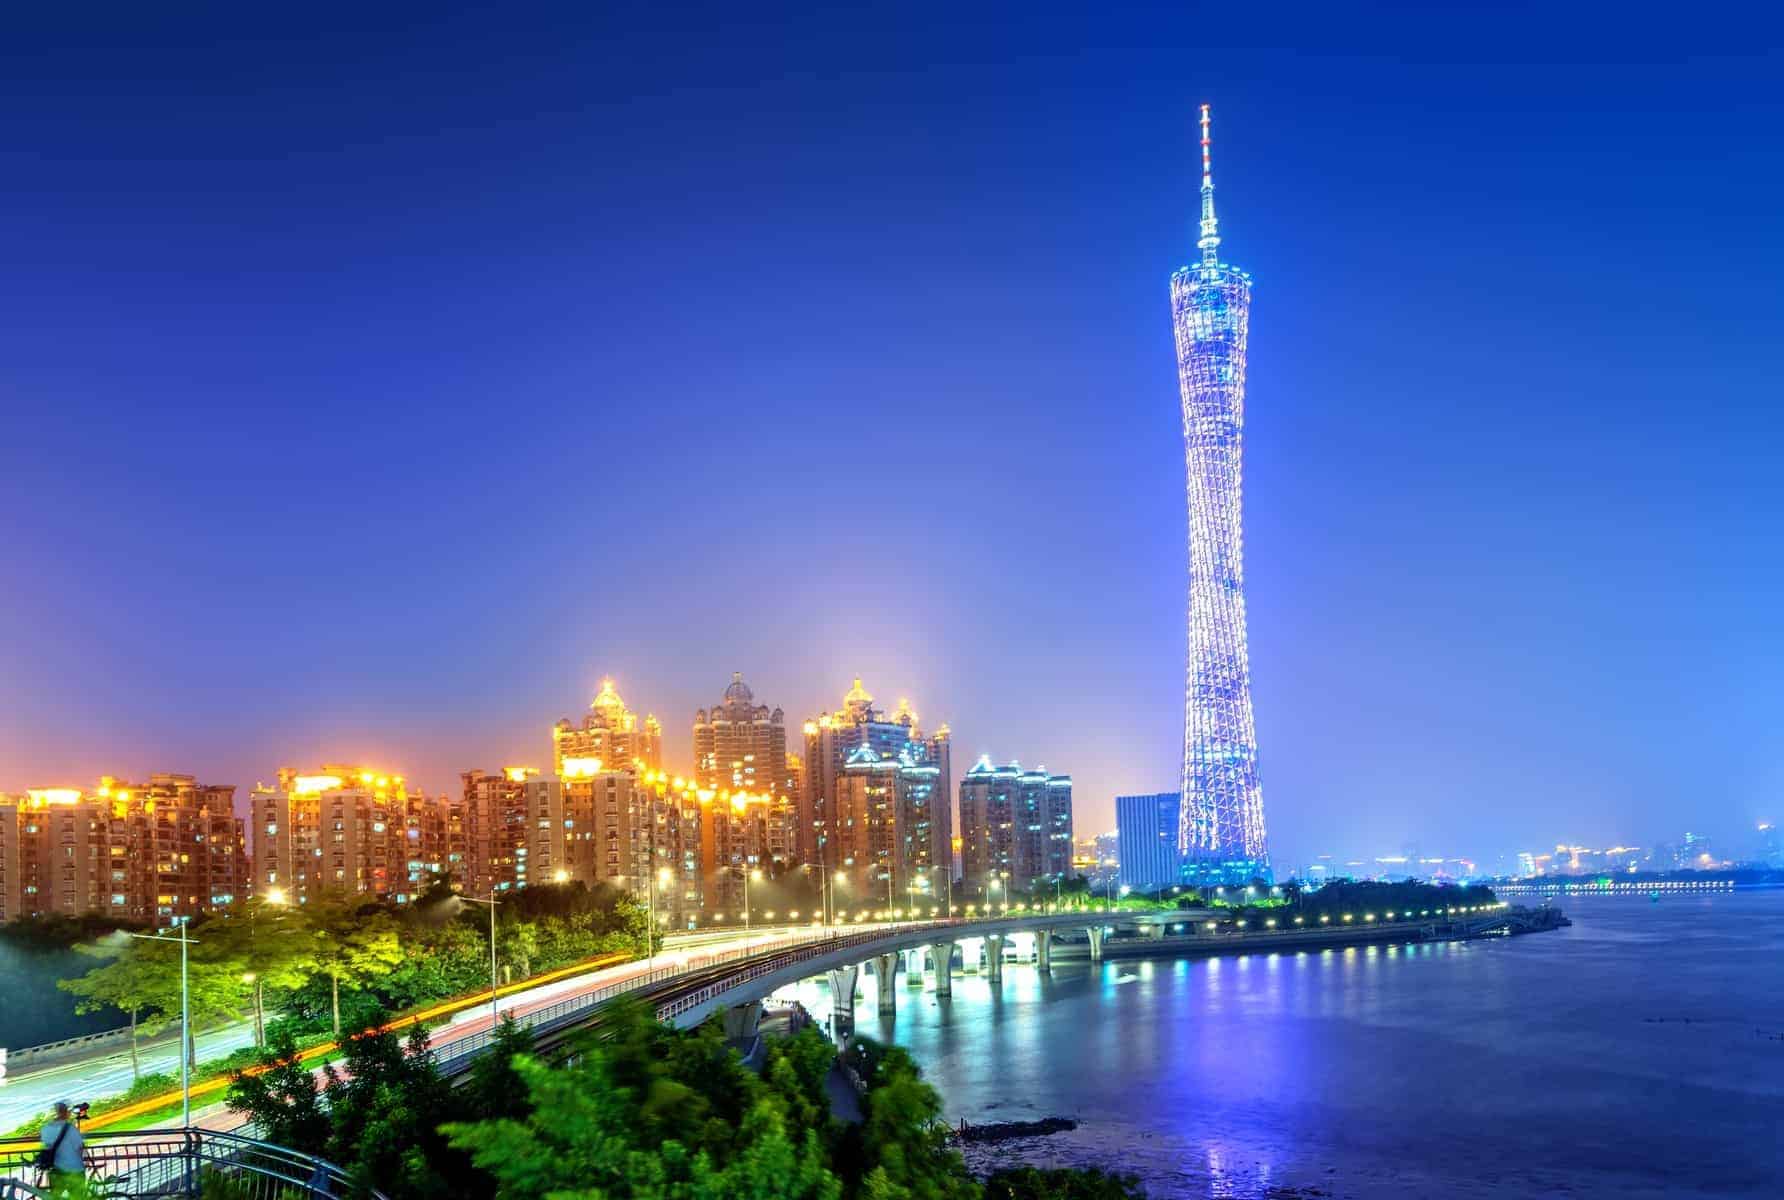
773,894,1784,1198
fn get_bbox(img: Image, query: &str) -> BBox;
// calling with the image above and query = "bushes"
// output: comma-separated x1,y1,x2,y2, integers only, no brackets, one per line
441,1009,1141,1200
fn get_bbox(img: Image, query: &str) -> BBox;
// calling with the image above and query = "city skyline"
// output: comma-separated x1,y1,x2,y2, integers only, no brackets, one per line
3,8,1780,870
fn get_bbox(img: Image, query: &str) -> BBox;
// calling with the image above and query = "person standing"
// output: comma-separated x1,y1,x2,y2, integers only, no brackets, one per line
38,1100,86,1196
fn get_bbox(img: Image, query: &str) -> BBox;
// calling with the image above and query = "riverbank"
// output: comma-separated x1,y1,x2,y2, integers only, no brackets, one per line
1047,904,1568,963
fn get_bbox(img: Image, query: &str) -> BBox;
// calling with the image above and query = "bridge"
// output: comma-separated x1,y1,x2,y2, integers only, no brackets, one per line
432,909,1187,1071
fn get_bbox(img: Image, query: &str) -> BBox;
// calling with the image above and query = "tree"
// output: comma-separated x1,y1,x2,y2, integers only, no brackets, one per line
318,1023,465,1200
224,1028,330,1155
228,1019,473,1200
306,894,403,1036
460,1014,536,1124
444,1000,844,1200
59,926,246,1075
58,938,179,1082
206,898,316,1046
497,918,540,983
856,1045,977,1200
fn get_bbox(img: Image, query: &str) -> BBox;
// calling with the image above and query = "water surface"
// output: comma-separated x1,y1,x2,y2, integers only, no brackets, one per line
780,892,1784,1198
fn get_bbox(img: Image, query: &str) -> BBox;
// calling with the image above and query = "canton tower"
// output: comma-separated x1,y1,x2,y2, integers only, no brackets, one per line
1170,104,1269,880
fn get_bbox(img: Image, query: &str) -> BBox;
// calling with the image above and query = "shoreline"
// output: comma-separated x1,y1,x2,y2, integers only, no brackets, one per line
1046,906,1567,964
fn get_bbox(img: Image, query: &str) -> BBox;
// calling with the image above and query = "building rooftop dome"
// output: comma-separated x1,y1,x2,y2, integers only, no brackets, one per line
843,676,873,707
723,671,754,706
591,677,626,712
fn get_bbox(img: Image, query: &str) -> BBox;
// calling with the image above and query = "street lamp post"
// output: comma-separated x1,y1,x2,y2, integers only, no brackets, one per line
458,894,501,1031
127,920,195,1126
745,868,762,931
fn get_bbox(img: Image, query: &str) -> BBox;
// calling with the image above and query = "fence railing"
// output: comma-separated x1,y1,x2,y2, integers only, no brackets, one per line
0,1127,378,1200
432,925,833,1072
653,922,955,1023
432,922,948,1074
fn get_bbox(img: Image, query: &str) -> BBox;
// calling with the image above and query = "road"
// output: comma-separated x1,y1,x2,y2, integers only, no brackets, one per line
0,1020,258,1131
0,921,861,1132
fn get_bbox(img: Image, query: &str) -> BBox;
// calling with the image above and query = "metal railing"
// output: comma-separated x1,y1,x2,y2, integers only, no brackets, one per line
430,913,1098,1075
432,923,937,1073
654,922,954,1023
0,1127,378,1199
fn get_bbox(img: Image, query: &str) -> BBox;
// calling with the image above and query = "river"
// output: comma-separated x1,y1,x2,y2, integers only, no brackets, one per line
778,890,1784,1198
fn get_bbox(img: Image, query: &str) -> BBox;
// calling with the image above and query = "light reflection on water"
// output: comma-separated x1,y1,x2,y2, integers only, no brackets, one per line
773,893,1784,1198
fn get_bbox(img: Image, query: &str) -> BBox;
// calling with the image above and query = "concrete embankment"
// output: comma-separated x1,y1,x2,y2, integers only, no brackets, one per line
1050,908,1565,963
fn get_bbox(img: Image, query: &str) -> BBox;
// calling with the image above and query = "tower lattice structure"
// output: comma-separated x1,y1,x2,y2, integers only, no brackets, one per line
1170,104,1269,879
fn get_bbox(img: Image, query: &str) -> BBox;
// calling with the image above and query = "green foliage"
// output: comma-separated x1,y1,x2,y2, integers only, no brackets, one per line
228,1020,475,1200
444,1017,843,1200
856,1046,976,1200
304,894,405,1036
1289,879,1497,919
443,1003,1138,1200
224,1029,330,1154
460,1015,537,1123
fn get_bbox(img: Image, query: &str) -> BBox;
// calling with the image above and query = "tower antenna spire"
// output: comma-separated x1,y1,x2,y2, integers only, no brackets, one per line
1197,103,1220,267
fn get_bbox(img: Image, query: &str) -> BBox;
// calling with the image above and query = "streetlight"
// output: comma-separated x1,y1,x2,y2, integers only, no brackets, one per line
745,868,763,930
649,867,672,965
457,894,501,1031
126,921,195,1126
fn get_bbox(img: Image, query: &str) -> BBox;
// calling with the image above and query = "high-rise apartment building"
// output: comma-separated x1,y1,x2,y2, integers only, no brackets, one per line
800,678,951,874
693,673,793,797
552,679,662,777
459,767,566,895
698,788,797,918
957,757,1072,896
832,745,946,905
250,767,446,906
1116,792,1182,891
0,775,248,926
558,765,648,889
1172,105,1270,883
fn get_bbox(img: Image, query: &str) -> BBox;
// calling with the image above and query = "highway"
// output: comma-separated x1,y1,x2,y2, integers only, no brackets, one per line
0,921,882,1132
0,1020,258,1132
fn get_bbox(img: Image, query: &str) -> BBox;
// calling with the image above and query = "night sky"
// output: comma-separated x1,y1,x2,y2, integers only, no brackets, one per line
3,3,1779,869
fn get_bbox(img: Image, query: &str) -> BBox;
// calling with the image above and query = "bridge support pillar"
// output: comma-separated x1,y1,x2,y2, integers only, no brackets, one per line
907,948,925,985
721,1001,763,1041
875,953,899,1016
1086,926,1104,962
986,934,1005,982
1143,922,1164,939
929,941,955,996
1036,929,1052,971
828,964,858,1033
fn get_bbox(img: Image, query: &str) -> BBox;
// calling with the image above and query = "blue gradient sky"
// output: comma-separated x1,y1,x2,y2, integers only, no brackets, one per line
3,4,1779,868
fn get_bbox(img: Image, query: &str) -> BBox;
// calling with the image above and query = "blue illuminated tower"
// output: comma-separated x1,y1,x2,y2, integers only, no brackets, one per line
1170,105,1269,882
